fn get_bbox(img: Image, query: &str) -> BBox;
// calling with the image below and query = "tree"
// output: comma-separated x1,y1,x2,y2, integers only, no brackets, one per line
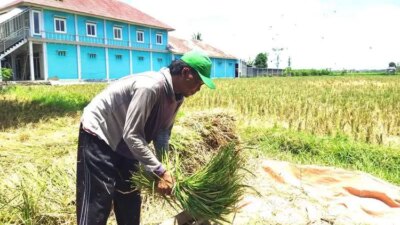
388,62,397,75
254,53,268,68
389,62,396,68
192,32,202,41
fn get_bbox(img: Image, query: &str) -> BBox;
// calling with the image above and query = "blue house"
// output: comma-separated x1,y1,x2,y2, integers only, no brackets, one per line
169,36,237,78
0,0,237,81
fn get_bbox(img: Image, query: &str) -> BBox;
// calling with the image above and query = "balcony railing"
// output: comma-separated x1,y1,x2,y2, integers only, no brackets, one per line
38,31,167,50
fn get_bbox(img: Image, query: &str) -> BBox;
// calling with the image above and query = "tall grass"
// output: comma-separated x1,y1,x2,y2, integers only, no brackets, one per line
0,84,105,129
241,127,400,185
184,75,400,146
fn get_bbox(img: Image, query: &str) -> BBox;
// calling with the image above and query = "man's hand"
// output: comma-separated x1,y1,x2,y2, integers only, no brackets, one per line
157,170,174,195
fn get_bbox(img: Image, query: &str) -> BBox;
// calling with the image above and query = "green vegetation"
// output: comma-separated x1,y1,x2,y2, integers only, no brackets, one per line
0,74,399,224
242,127,400,185
132,144,248,223
184,75,400,145
254,52,268,68
0,68,13,84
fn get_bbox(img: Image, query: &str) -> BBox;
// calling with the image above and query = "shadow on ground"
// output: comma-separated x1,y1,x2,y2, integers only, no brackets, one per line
0,96,89,129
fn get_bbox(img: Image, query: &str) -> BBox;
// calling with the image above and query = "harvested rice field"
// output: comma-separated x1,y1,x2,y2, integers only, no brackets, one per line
0,75,399,224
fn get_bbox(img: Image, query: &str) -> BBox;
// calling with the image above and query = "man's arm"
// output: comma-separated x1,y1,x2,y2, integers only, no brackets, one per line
122,87,162,173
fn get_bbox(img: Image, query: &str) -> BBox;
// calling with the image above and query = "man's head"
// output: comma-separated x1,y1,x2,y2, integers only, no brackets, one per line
169,50,215,97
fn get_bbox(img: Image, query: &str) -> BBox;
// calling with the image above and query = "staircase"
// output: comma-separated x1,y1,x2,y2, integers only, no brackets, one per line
0,9,30,60
0,37,28,59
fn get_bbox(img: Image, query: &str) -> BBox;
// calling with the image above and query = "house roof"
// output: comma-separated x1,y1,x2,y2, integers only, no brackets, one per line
168,36,236,59
1,0,174,31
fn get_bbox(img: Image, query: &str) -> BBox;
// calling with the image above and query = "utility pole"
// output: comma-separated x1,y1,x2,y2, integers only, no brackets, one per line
272,47,283,68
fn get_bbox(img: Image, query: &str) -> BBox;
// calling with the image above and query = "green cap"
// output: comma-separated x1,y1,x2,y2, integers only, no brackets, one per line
181,50,215,89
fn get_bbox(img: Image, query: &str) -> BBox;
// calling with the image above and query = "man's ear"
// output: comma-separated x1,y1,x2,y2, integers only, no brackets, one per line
182,67,192,80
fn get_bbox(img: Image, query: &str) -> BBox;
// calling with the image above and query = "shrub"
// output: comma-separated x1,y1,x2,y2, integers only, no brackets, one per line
1,68,13,84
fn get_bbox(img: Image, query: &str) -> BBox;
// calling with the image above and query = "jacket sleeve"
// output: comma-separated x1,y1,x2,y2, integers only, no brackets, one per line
122,87,162,172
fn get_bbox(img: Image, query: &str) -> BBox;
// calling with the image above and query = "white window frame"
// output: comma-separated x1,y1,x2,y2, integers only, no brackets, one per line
54,18,66,34
136,30,144,43
86,22,97,37
32,10,41,35
156,33,163,45
113,27,122,40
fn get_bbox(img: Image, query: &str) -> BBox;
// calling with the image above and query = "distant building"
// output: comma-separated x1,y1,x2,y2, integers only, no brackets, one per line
0,0,237,81
168,36,237,78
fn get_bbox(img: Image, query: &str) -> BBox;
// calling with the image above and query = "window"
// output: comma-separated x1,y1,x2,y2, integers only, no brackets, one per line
86,23,96,37
113,27,122,40
32,11,41,35
57,50,66,56
54,18,66,33
89,53,96,59
138,56,144,61
136,30,144,42
156,33,163,44
115,54,122,60
157,58,162,62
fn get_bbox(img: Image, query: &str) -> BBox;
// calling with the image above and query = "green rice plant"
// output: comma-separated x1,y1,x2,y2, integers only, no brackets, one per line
131,144,252,223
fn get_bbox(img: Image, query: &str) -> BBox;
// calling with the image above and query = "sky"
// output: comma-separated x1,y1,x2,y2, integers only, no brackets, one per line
1,0,399,70
128,0,400,70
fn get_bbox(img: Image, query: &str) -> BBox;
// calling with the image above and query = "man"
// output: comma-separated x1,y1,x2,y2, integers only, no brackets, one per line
76,50,215,225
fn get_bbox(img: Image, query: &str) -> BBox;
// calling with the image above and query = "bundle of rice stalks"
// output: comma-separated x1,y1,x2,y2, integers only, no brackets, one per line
131,144,251,223
170,109,239,174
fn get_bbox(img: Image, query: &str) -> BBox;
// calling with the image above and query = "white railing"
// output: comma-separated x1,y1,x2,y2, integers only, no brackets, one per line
0,27,29,54
41,31,167,51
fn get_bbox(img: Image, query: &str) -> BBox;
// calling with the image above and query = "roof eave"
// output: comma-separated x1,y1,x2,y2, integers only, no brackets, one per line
0,1,23,14
3,1,175,31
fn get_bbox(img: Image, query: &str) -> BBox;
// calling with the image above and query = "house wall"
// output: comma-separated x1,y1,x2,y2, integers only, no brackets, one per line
77,15,105,44
172,54,236,78
47,43,78,79
38,8,171,79
152,52,170,72
151,28,168,51
108,48,130,79
8,7,236,81
225,59,236,78
211,58,237,78
80,46,106,79
106,20,129,47
130,25,151,49
43,9,76,41
132,50,151,74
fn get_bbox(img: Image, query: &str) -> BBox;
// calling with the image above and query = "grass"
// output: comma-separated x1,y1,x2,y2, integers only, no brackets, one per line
184,75,400,146
0,74,399,224
241,126,400,185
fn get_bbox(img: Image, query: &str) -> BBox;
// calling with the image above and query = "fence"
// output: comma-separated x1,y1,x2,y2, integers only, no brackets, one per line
239,66,284,77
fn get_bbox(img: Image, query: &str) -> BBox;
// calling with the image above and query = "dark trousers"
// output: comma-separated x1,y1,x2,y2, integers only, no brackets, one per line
76,125,141,225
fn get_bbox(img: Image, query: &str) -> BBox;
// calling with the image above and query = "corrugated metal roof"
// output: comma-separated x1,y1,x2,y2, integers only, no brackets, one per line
0,7,23,23
168,36,236,59
1,0,174,31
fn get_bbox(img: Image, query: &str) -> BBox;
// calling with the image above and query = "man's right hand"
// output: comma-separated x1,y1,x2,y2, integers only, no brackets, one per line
157,170,174,195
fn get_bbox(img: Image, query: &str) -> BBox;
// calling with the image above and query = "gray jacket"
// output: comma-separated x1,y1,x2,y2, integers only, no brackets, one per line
81,68,183,172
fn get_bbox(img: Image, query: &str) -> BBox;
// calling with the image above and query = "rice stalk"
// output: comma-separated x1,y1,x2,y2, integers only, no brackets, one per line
131,143,251,223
